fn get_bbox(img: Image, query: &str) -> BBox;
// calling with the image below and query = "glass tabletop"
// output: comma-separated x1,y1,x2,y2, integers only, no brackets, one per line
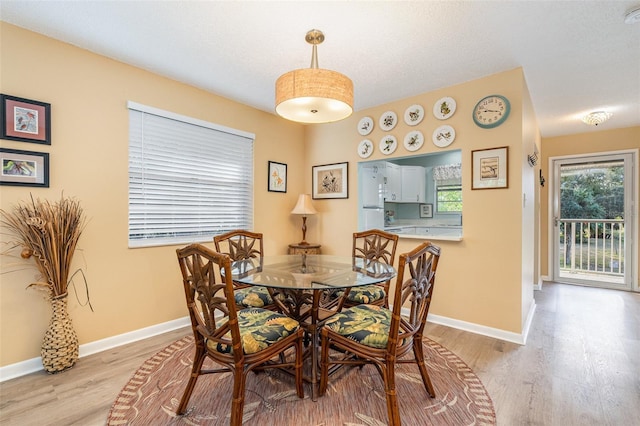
231,254,396,290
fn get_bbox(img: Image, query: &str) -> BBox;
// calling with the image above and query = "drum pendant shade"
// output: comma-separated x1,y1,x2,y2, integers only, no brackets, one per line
275,30,353,124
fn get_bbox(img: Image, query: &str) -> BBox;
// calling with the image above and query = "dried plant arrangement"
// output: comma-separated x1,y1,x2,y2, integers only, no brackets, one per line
1,194,89,373
1,194,86,297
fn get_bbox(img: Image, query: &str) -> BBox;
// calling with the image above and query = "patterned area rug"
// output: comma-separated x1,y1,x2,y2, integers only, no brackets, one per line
107,335,495,425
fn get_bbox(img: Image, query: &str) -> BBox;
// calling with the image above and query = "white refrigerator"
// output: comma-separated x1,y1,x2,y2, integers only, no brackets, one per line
360,164,385,230
362,207,385,230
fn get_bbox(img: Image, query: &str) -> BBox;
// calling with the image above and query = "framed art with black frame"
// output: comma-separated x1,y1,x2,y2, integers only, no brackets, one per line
420,203,433,218
268,161,287,193
312,162,348,199
1,94,51,145
0,147,50,187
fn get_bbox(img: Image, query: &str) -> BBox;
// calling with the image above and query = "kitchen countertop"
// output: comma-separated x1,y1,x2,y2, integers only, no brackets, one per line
384,224,463,242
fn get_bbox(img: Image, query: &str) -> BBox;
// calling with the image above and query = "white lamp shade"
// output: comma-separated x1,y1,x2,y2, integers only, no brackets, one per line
276,68,353,124
291,194,317,215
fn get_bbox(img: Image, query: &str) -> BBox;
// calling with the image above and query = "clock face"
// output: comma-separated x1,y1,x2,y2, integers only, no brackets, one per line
473,95,510,128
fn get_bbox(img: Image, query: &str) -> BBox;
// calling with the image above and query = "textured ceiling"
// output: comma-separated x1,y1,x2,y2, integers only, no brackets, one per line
1,1,639,137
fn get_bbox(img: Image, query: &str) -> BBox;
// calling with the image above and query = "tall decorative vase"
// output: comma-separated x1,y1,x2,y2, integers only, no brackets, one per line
41,293,79,373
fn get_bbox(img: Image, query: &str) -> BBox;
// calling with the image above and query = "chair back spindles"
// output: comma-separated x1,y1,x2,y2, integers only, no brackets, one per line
319,240,441,426
175,243,304,425
390,242,440,351
214,229,263,261
342,229,399,308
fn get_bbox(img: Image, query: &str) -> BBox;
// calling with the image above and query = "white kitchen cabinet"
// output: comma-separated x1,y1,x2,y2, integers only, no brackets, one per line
384,162,401,202
400,166,425,203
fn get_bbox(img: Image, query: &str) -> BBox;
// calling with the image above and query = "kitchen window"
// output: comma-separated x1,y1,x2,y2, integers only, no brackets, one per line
434,163,462,214
436,183,462,213
128,102,254,248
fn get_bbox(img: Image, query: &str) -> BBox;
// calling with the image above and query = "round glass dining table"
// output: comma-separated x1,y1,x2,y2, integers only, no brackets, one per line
231,254,396,400
231,254,396,290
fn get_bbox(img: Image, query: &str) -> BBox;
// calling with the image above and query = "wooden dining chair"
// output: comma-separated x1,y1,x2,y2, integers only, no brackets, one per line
175,243,304,426
319,241,441,426
214,229,278,310
337,229,398,309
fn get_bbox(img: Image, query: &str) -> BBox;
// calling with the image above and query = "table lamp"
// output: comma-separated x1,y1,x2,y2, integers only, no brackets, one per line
291,194,317,245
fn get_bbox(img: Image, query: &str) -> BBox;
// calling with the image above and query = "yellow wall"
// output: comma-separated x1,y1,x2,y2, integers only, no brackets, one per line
0,23,306,366
540,127,640,283
305,68,534,335
1,23,537,368
520,75,540,326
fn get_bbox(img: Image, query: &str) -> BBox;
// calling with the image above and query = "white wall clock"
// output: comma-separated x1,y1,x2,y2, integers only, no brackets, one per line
432,125,456,147
472,94,510,128
357,116,374,135
403,130,424,152
433,97,456,120
403,104,424,126
379,111,397,131
357,139,374,158
379,135,397,155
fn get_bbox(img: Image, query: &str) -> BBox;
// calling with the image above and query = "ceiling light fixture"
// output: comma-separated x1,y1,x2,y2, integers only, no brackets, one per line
581,111,612,126
275,29,353,124
624,6,640,24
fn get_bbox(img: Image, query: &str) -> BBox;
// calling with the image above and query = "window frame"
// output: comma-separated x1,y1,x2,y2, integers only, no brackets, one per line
435,182,463,214
128,101,255,248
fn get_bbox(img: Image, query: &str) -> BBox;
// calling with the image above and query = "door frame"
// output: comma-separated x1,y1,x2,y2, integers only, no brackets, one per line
548,149,638,292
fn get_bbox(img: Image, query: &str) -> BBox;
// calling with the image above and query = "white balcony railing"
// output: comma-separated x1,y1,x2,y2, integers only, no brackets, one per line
558,219,625,278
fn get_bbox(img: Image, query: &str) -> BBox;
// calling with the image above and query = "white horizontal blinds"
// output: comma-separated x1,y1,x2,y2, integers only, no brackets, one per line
128,104,254,248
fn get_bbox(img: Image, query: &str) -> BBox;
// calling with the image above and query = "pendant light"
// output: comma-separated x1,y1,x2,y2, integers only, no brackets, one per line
275,29,353,124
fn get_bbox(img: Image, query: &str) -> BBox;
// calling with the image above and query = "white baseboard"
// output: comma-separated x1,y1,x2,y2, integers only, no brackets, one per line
0,316,190,382
3,304,540,381
419,302,536,346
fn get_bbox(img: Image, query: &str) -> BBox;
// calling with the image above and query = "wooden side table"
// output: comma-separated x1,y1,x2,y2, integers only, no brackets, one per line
288,243,321,255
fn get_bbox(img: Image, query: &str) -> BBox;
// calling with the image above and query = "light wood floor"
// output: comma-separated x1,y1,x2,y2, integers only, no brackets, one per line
1,282,638,425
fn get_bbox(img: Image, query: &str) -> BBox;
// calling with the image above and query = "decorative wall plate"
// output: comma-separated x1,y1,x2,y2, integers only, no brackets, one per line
432,125,456,147
357,116,374,135
379,111,398,131
403,104,425,126
357,139,374,158
403,130,424,152
433,97,456,120
379,135,398,155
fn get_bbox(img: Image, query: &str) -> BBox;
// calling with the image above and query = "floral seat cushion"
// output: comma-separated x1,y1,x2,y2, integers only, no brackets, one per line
338,284,386,304
234,285,275,308
323,304,391,349
209,308,300,355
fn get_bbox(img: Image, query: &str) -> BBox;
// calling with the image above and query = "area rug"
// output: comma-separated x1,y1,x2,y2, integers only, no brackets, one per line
107,335,495,425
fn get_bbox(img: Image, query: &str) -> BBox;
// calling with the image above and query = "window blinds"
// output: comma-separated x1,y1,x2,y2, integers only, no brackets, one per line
128,102,254,248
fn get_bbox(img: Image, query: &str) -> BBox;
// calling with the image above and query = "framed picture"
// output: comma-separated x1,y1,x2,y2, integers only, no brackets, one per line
1,94,51,145
0,148,50,187
268,161,287,193
420,203,433,218
312,162,348,199
472,146,509,190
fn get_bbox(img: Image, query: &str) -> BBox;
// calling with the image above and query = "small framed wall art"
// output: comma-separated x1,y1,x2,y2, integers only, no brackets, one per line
471,146,509,190
268,161,287,193
0,147,50,187
420,203,433,218
312,162,348,199
1,94,51,145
